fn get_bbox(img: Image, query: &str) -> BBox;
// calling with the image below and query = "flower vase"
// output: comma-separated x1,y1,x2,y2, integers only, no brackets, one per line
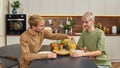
12,8,17,14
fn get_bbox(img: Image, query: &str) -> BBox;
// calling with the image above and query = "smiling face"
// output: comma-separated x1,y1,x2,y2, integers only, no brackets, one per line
29,15,45,33
81,12,95,31
35,21,45,32
82,19,94,30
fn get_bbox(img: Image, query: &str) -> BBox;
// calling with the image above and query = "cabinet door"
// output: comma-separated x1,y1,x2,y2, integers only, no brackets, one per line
106,36,120,62
0,37,5,47
7,36,20,45
74,0,90,15
29,0,42,14
0,0,2,11
105,0,120,15
0,12,3,36
90,0,105,15
20,0,29,14
42,0,58,15
58,0,74,15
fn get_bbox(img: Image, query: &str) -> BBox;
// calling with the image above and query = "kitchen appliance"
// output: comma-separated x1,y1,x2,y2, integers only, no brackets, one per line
6,14,26,35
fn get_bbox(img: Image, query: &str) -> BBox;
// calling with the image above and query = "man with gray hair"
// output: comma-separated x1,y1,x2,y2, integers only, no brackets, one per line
70,12,111,68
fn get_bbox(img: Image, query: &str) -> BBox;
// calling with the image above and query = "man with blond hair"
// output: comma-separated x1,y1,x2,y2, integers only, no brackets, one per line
19,15,69,68
70,12,111,68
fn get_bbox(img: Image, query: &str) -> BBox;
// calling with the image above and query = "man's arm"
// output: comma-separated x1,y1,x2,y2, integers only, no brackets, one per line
20,36,49,62
77,46,102,60
81,50,102,57
44,30,68,40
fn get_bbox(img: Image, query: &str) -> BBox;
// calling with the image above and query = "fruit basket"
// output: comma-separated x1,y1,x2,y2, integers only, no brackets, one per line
50,38,77,56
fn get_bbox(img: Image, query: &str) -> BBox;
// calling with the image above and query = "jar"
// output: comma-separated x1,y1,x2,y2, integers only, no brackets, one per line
106,28,110,34
103,27,107,34
112,26,117,34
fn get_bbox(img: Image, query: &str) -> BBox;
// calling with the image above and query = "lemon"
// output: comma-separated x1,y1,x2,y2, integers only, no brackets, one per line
61,39,68,46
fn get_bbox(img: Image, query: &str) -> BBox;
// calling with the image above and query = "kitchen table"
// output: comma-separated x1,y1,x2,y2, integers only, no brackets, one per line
29,55,98,68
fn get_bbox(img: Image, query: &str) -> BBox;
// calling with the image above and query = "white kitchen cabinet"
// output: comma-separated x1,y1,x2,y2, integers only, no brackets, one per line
19,0,29,14
74,0,90,15
105,0,120,15
28,0,42,14
0,12,3,36
106,36,120,62
25,0,120,15
58,0,74,15
0,0,8,46
0,0,3,37
0,0,2,11
42,0,58,15
0,37,5,47
89,0,105,16
7,36,20,45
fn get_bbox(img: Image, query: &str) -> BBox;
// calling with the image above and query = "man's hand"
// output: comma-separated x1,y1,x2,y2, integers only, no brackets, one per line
48,53,57,59
70,51,84,57
89,56,95,60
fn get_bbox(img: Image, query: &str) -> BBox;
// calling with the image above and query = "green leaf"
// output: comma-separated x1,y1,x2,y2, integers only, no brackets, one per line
11,0,20,9
63,25,69,30
70,20,75,26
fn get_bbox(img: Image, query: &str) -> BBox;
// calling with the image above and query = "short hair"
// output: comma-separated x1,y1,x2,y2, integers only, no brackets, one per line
28,15,45,28
81,12,95,21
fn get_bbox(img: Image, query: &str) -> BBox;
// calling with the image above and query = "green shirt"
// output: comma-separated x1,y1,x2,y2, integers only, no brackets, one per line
77,28,111,66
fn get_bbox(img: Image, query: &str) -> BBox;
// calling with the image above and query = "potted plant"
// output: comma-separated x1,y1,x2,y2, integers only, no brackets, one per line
117,21,120,33
11,0,21,14
63,21,76,34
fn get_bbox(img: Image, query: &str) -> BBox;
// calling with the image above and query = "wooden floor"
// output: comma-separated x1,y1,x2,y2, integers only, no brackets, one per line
112,62,120,68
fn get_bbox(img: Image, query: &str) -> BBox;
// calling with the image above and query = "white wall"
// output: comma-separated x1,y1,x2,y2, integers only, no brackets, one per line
0,0,8,46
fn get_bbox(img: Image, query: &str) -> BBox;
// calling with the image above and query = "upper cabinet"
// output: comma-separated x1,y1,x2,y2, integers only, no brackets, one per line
0,12,3,36
21,0,120,15
58,0,74,15
42,0,58,15
0,0,2,11
74,0,89,15
28,0,42,14
105,0,120,15
0,0,2,35
0,0,8,46
19,0,29,14
89,0,105,16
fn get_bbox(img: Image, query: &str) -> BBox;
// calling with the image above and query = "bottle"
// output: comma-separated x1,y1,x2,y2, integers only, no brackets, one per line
112,26,117,34
70,17,73,35
68,37,76,50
